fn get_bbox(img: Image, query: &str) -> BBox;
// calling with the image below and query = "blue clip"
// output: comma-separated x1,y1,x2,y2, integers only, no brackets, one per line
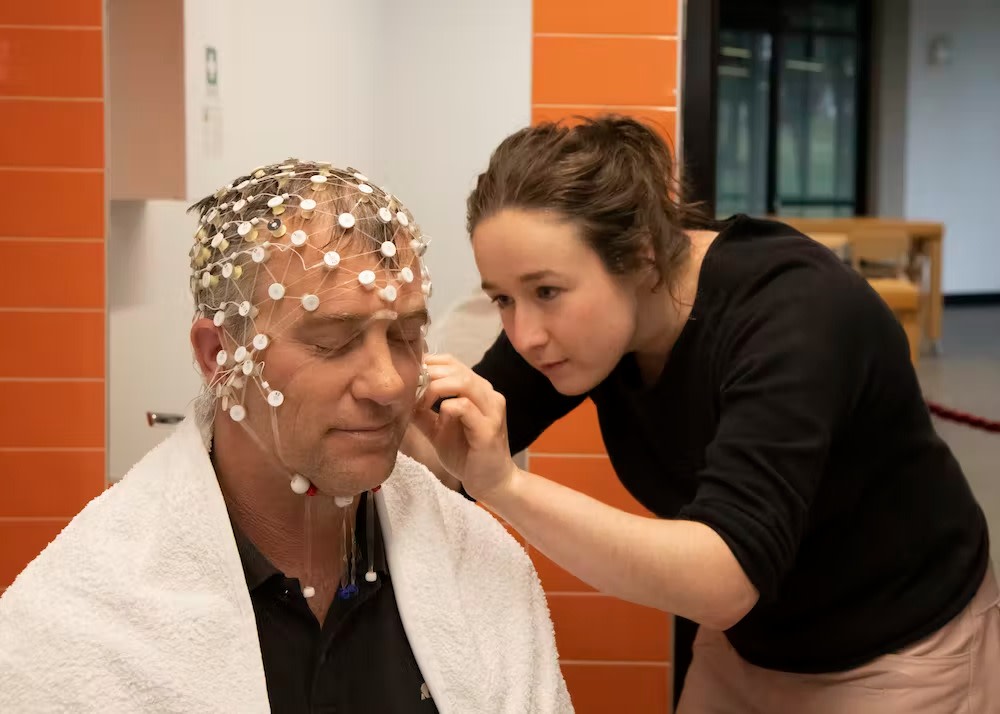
338,583,359,600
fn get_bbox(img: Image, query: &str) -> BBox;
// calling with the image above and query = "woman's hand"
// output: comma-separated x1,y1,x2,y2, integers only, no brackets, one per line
411,354,519,503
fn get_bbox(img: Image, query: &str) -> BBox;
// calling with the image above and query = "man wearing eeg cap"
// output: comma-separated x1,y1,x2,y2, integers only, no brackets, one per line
0,160,572,713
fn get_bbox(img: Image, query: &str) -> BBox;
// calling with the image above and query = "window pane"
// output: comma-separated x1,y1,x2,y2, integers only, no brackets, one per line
716,30,772,218
776,32,857,215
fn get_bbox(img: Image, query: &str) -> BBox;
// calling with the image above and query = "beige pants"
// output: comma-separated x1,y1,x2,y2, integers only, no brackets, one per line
677,565,1000,713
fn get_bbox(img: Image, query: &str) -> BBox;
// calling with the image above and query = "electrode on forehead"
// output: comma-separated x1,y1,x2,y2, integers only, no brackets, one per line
268,283,286,300
323,251,341,269
290,229,308,247
301,294,320,312
267,196,285,215
299,198,316,218
358,270,376,289
252,333,269,351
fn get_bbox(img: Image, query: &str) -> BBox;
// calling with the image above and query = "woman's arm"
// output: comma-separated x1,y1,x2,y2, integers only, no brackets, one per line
488,468,759,630
414,354,759,629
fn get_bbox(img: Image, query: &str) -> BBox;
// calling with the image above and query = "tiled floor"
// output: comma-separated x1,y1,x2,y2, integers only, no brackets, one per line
917,305,1000,570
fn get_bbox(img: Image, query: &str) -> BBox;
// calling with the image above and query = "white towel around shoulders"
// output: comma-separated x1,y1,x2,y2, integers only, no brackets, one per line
0,411,573,713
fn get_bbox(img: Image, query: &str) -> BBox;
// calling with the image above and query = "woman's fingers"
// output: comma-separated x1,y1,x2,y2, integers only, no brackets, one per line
423,352,461,367
437,397,495,446
420,365,498,418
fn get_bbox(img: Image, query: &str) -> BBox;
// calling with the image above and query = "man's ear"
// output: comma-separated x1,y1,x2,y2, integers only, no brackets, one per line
191,318,224,384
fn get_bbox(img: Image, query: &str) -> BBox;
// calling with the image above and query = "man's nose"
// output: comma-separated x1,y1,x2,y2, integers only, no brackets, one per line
352,337,407,406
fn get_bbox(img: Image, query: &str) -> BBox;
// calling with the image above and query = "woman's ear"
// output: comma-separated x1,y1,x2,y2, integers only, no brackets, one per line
636,235,661,290
190,318,224,385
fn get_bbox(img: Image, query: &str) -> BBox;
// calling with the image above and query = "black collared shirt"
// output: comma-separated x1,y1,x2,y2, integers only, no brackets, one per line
231,493,439,713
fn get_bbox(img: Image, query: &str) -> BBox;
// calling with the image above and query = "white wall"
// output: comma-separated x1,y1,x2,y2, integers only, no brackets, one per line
904,0,1000,295
870,0,910,218
378,0,532,316
108,201,203,479
182,0,386,201
108,0,532,479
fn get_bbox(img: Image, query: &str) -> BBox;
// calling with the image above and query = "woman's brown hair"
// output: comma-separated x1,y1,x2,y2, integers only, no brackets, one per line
467,115,714,292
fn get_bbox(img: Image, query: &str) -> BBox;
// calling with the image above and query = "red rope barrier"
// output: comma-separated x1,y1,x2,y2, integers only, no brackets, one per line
926,401,1000,434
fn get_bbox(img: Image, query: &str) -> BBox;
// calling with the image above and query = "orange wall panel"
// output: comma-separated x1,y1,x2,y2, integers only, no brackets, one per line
0,28,103,99
535,0,679,36
533,36,678,106
530,455,653,516
0,451,105,518
0,311,104,378
3,241,105,309
0,5,107,601
531,399,606,454
0,520,69,588
562,663,672,714
0,381,105,449
0,101,105,169
0,171,105,237
549,594,672,660
530,3,682,706
0,0,103,27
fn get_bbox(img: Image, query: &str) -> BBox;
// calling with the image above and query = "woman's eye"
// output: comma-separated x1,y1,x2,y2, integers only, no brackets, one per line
536,286,562,301
490,295,513,308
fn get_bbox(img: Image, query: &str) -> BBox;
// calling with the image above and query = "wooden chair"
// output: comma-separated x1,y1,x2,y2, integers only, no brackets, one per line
847,228,913,279
868,277,922,364
807,232,851,261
